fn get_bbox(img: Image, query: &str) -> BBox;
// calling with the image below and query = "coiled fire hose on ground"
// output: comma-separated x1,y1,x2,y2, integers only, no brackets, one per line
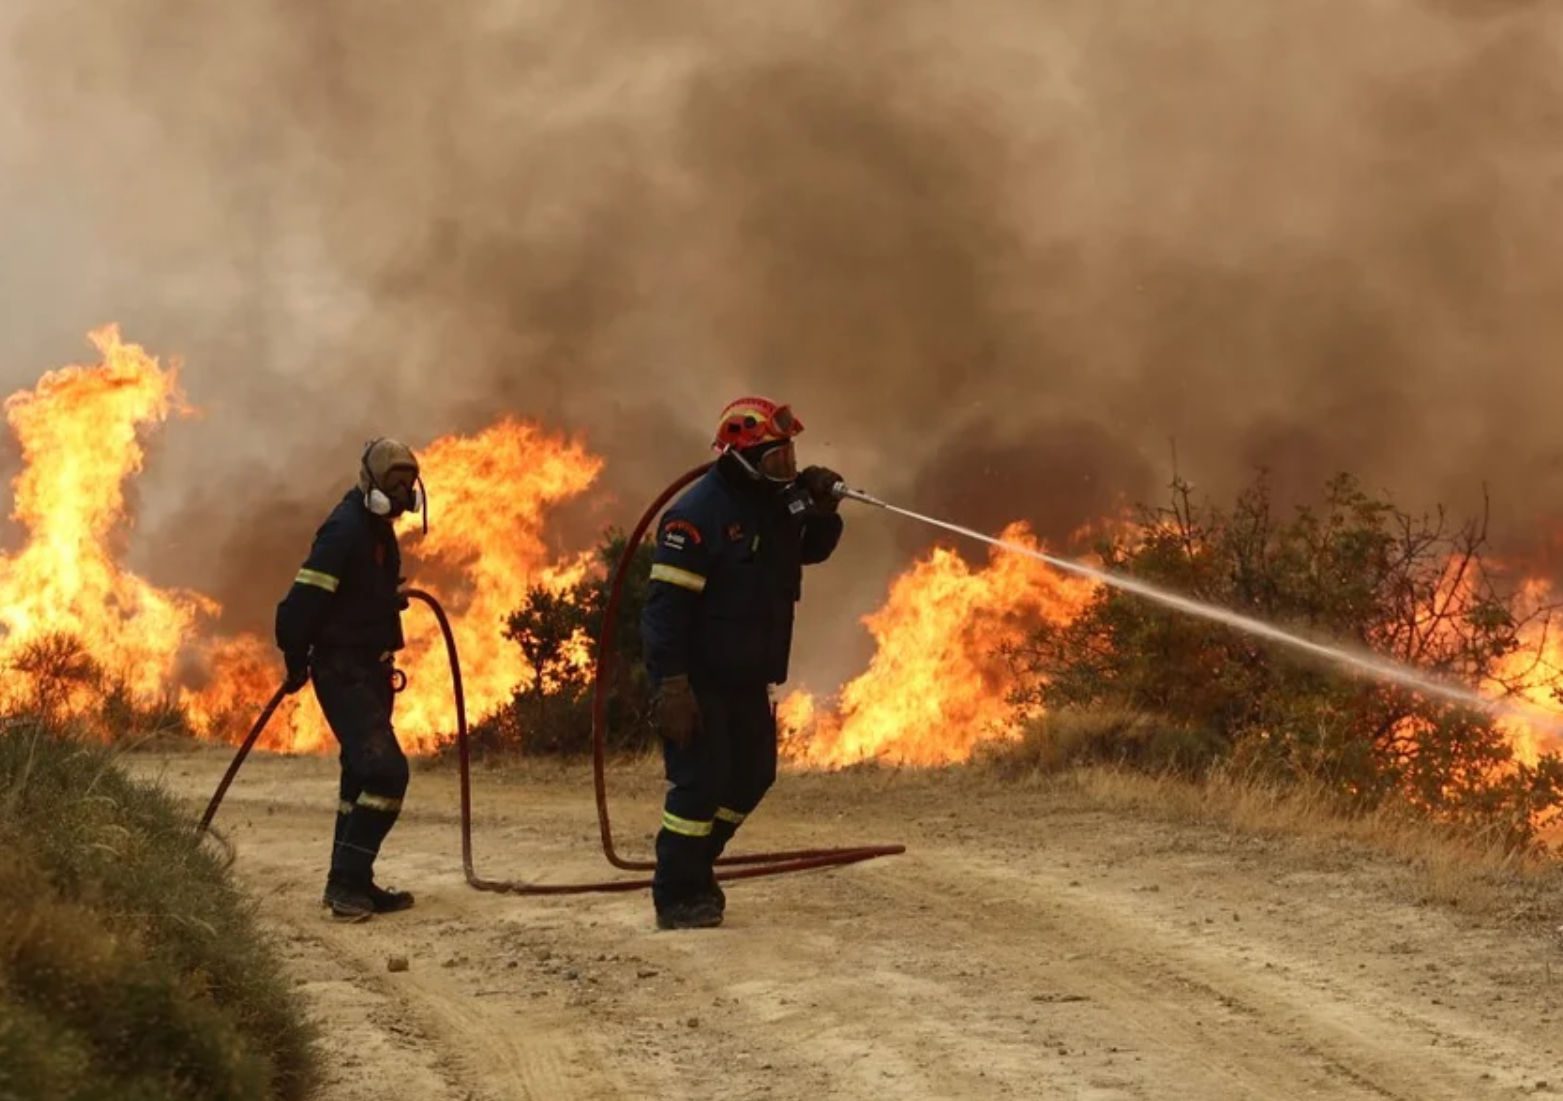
198,465,905,895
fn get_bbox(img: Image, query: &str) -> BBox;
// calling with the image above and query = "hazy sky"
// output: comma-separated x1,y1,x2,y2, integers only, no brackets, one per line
4,0,1561,687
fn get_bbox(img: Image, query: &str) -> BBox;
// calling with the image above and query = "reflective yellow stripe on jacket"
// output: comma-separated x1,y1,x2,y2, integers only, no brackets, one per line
294,568,340,593
650,564,706,593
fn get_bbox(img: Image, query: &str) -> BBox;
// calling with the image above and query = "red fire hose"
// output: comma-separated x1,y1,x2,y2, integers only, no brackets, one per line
200,465,904,896
198,685,286,835
580,465,904,882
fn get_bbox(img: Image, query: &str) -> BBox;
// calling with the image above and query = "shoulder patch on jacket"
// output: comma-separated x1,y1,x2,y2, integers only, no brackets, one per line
661,519,703,550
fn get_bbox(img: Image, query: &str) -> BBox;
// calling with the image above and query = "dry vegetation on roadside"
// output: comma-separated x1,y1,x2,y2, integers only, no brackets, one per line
0,716,317,1101
974,711,1563,926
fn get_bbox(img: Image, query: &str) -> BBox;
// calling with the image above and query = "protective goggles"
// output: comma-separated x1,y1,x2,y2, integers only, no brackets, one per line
717,403,804,448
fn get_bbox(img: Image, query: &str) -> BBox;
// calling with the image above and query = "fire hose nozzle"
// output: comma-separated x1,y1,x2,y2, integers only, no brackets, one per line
832,481,888,509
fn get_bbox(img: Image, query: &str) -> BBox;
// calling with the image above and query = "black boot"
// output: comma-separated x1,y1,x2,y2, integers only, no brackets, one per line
321,880,413,912
329,794,402,905
368,883,415,913
322,796,402,918
706,815,742,914
656,896,724,930
323,879,374,922
325,791,357,913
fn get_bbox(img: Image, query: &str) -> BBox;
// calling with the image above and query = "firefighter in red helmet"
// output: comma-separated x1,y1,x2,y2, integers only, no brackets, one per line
641,397,845,929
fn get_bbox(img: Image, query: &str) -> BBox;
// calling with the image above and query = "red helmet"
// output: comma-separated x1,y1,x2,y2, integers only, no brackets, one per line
712,396,804,453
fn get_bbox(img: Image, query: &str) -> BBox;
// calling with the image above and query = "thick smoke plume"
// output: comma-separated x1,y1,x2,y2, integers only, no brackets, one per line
3,1,1562,688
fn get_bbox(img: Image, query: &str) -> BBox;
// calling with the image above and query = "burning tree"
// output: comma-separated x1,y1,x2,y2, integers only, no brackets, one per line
1007,473,1563,848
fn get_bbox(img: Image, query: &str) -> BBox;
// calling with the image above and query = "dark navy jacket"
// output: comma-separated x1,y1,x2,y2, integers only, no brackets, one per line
642,457,843,687
276,489,405,657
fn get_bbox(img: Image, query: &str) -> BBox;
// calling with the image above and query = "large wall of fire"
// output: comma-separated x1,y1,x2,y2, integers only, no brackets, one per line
3,2,1562,764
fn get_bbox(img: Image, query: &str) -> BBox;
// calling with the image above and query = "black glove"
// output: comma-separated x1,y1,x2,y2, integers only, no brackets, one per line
282,650,311,695
798,466,844,513
652,675,701,748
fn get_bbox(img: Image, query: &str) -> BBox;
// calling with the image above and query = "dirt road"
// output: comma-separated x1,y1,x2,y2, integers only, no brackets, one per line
142,750,1562,1100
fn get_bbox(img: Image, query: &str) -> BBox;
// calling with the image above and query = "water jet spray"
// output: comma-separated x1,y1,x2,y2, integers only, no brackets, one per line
833,483,1563,732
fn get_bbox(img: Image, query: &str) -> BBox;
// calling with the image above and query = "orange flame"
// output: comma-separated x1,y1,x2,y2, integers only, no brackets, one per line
380,419,601,754
2,330,603,753
0,327,215,716
1384,565,1563,768
1490,578,1563,767
10,329,1561,776
207,420,603,754
784,523,1097,767
787,525,1563,772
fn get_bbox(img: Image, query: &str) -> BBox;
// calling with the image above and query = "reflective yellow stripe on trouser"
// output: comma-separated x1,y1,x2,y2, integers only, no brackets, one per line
715,807,747,825
661,811,713,837
295,568,340,592
649,564,706,593
356,792,403,813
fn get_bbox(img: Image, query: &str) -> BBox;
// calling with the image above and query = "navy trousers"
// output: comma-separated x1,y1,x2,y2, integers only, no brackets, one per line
653,683,778,912
313,648,409,889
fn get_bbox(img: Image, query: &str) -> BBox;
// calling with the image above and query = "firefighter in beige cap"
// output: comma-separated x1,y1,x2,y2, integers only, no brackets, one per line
276,438,426,921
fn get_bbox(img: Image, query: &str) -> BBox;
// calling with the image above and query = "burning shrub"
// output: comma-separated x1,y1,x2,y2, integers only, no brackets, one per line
7,632,104,721
1006,473,1563,849
3,633,195,745
468,531,657,756
0,717,317,1100
97,679,196,747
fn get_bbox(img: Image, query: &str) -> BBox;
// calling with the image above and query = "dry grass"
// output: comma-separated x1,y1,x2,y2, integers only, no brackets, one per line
967,707,1563,921
976,707,1226,778
0,715,317,1101
1047,765,1563,920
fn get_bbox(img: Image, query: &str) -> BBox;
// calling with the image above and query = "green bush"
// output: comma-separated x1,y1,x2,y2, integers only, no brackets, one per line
467,530,658,757
0,717,316,1101
1006,473,1563,850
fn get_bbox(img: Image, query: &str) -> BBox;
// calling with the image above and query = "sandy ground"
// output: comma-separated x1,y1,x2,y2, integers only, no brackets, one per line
138,750,1563,1101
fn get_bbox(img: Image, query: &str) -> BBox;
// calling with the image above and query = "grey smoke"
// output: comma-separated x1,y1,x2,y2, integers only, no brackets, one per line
2,1,1561,692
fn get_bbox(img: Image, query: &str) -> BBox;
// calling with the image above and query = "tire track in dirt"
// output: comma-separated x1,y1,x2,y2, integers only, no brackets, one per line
240,826,648,1101
848,848,1554,1099
154,751,1563,1101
